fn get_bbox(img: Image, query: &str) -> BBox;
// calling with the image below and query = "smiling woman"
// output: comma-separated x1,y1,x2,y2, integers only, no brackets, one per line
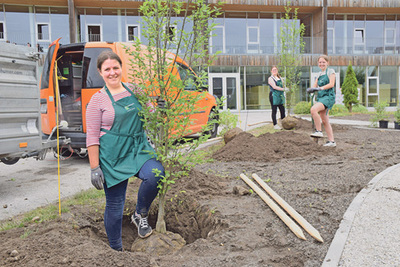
85,50,165,251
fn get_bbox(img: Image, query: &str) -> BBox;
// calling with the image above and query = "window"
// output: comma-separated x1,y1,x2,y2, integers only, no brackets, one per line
176,63,197,91
82,47,112,88
0,22,4,40
247,26,259,53
385,28,395,45
210,25,225,54
127,25,140,41
37,23,50,41
87,25,101,42
354,28,364,44
166,26,176,42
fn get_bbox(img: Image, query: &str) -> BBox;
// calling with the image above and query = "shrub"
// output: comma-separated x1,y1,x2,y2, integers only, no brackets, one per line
293,101,311,114
218,110,238,136
352,104,368,114
394,106,400,123
330,104,348,116
370,100,389,126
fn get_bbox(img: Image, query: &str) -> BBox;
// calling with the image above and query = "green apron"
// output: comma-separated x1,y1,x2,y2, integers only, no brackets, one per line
271,78,285,106
316,70,335,110
99,83,154,188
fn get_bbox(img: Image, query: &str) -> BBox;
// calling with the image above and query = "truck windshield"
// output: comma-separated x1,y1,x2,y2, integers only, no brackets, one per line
82,47,111,89
40,44,56,89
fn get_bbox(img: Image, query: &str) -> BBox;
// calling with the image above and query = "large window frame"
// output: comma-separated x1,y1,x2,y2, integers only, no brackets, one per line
86,24,102,42
126,24,140,42
246,26,260,53
210,25,225,54
36,22,50,42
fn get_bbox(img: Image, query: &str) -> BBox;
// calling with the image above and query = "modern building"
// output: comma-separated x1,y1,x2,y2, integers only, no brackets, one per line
1,0,400,111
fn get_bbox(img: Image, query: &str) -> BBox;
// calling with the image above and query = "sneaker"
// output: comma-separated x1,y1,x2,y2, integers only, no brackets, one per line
323,141,336,147
274,124,281,130
310,130,323,138
132,212,153,238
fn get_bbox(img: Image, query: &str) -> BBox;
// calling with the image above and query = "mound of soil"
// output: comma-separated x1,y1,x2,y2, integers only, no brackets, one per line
2,116,400,266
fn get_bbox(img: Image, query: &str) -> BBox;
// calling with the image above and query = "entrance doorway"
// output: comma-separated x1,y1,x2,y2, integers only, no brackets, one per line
208,73,240,111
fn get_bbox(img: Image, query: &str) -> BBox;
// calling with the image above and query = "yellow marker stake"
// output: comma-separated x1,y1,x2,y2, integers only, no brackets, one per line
240,173,306,240
252,173,324,243
54,61,62,216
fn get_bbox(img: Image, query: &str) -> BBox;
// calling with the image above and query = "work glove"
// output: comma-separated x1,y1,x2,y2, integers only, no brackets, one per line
306,87,321,94
284,87,290,93
91,166,105,190
157,97,166,109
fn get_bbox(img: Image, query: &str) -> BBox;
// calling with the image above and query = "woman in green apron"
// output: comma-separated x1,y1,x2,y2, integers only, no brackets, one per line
310,55,336,147
86,51,164,251
268,66,288,130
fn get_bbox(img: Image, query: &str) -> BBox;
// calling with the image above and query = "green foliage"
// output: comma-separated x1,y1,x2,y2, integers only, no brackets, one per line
278,2,305,115
218,109,238,136
394,106,400,123
341,62,359,112
352,104,368,113
126,0,222,233
330,104,349,116
293,101,311,114
370,100,389,126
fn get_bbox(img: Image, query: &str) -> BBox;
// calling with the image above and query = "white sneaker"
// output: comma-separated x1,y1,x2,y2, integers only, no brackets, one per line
274,124,281,130
310,131,323,138
323,141,336,147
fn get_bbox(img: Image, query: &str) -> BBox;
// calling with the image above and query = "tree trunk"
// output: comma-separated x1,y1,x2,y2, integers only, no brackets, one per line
156,192,167,233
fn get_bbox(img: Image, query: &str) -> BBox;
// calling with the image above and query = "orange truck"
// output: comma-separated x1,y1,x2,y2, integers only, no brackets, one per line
39,39,218,156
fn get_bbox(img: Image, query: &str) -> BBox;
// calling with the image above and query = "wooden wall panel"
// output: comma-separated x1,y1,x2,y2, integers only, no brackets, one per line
211,55,400,67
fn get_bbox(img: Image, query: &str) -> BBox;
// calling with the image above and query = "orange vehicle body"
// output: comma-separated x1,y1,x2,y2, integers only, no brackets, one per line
39,39,217,150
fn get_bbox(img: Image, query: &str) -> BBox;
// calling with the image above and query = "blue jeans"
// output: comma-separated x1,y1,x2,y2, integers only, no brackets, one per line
103,158,164,250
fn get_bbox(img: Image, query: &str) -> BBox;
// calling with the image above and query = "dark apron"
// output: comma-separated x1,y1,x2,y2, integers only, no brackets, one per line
316,71,335,110
270,77,285,106
99,84,154,188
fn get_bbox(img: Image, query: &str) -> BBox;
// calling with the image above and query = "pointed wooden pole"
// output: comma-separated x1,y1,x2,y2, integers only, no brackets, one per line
252,173,324,243
240,173,306,241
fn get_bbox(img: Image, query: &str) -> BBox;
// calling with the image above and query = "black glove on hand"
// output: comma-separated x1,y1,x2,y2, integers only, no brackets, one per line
157,97,166,109
91,166,105,190
306,87,321,94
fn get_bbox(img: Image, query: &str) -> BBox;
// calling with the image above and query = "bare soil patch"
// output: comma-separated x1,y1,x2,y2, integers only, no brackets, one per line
1,117,400,266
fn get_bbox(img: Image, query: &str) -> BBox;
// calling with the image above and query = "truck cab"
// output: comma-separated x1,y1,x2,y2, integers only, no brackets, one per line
39,40,218,153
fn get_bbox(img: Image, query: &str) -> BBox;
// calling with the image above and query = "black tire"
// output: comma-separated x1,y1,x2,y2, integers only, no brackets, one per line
0,157,20,165
204,109,219,139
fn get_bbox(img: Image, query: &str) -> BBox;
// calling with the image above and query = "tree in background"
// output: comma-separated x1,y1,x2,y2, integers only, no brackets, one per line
278,2,305,115
341,62,359,112
127,0,222,234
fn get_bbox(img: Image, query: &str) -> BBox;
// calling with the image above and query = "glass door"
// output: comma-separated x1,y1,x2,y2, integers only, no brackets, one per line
367,76,379,107
208,73,240,110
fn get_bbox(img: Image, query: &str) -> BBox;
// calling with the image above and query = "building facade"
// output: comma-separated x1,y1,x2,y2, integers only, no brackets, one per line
1,0,400,111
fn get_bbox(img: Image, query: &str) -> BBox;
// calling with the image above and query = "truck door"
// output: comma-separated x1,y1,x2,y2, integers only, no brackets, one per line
40,38,61,135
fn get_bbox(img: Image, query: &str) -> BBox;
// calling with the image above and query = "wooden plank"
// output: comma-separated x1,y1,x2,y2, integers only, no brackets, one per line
252,173,324,242
240,173,307,240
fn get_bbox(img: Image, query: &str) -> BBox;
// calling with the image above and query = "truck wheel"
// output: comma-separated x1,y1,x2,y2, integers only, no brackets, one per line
0,157,20,165
204,109,219,139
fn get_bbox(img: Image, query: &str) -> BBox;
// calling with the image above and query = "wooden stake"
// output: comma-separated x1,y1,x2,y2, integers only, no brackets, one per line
248,121,269,127
239,173,306,240
252,173,324,243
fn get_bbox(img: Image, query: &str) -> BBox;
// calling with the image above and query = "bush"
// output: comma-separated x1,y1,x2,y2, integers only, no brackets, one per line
218,110,238,136
352,104,368,114
370,101,389,126
394,106,400,123
293,101,311,114
330,104,348,116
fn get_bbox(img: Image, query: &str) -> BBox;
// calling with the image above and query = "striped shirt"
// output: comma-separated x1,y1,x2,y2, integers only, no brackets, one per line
86,83,151,147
